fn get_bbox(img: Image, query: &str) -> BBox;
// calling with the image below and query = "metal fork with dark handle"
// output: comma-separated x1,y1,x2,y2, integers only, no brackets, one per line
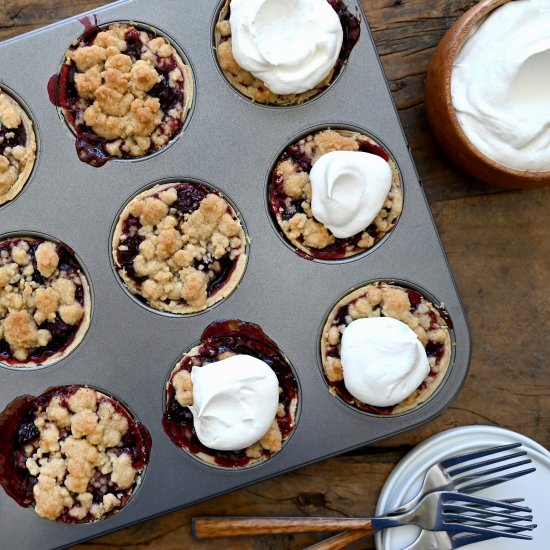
304,442,536,549
192,492,536,540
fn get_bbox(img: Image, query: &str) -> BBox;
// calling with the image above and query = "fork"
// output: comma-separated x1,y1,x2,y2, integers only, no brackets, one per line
303,442,536,549
192,491,536,540
305,499,528,550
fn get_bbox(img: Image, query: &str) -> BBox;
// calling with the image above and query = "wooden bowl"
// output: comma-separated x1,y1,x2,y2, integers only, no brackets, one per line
425,0,550,189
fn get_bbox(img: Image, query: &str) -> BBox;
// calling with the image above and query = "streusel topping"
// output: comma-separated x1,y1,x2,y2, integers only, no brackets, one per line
321,282,452,414
59,23,193,165
0,91,36,205
0,238,90,366
113,182,247,314
270,129,402,259
0,386,151,523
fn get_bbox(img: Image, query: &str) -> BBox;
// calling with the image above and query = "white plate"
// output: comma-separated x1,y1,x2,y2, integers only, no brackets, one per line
375,425,550,550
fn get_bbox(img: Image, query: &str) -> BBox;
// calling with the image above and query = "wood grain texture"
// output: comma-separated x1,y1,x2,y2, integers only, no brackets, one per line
1,1,549,549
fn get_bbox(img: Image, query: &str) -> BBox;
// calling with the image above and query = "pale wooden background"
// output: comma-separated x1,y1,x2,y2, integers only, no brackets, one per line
1,1,549,548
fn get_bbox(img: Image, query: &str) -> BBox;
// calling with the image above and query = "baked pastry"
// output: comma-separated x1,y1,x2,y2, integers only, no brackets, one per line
269,129,402,259
321,282,452,414
163,320,299,467
0,237,91,367
57,23,193,166
0,90,36,205
214,0,360,105
112,182,247,314
0,386,151,522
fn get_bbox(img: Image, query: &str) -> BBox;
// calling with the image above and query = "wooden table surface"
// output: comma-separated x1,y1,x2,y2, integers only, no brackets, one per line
2,1,549,548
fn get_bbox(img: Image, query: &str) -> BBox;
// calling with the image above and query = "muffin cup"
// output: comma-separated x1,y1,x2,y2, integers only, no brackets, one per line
0,86,37,206
54,21,194,167
0,385,151,523
213,0,361,106
320,281,453,415
111,180,248,316
0,233,92,369
163,319,300,468
267,125,403,261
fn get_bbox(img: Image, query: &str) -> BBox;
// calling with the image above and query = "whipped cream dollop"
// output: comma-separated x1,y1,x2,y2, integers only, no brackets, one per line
230,0,343,95
310,151,392,238
189,354,279,451
452,0,550,172
340,317,429,407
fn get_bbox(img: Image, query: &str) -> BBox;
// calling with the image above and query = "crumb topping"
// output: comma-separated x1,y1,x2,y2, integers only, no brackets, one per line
19,388,146,522
0,91,36,204
321,282,452,414
271,130,403,259
114,183,247,314
0,239,88,364
62,23,193,160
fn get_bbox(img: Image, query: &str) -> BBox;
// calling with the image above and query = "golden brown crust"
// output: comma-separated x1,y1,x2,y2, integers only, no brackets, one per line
320,282,452,414
0,237,91,367
0,91,36,205
112,183,248,314
272,129,403,259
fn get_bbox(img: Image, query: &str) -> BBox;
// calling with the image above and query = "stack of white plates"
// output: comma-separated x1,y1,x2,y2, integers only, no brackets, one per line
376,426,550,550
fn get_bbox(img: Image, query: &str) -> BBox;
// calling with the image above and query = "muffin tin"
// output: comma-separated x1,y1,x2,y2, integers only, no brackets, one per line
0,0,471,548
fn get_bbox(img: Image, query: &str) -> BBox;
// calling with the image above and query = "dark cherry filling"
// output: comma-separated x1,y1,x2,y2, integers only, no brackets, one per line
116,183,242,306
270,138,393,260
50,25,188,167
325,293,449,414
220,0,360,88
0,123,27,156
163,320,298,467
0,240,86,365
0,386,151,523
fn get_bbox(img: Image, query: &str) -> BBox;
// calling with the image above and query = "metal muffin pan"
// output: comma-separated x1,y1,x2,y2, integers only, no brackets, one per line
0,0,471,548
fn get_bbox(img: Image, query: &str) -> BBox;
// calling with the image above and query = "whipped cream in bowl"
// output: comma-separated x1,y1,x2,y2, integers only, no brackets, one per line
451,0,550,172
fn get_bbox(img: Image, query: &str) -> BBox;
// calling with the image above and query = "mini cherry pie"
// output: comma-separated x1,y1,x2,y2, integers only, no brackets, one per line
0,237,91,367
113,182,247,314
321,282,452,414
163,320,299,467
57,23,193,166
0,386,151,522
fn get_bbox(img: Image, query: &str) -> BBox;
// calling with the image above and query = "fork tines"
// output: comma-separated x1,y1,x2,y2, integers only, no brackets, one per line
441,442,536,493
441,492,537,540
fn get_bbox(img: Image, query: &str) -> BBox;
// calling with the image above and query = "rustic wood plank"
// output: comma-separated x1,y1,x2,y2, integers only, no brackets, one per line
1,1,549,549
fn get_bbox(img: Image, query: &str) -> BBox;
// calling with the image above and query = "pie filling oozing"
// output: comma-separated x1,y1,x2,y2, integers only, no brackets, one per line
0,90,36,205
0,238,90,367
214,0,361,105
55,23,193,167
269,129,403,259
163,320,299,467
113,182,247,314
0,386,151,523
321,282,452,414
